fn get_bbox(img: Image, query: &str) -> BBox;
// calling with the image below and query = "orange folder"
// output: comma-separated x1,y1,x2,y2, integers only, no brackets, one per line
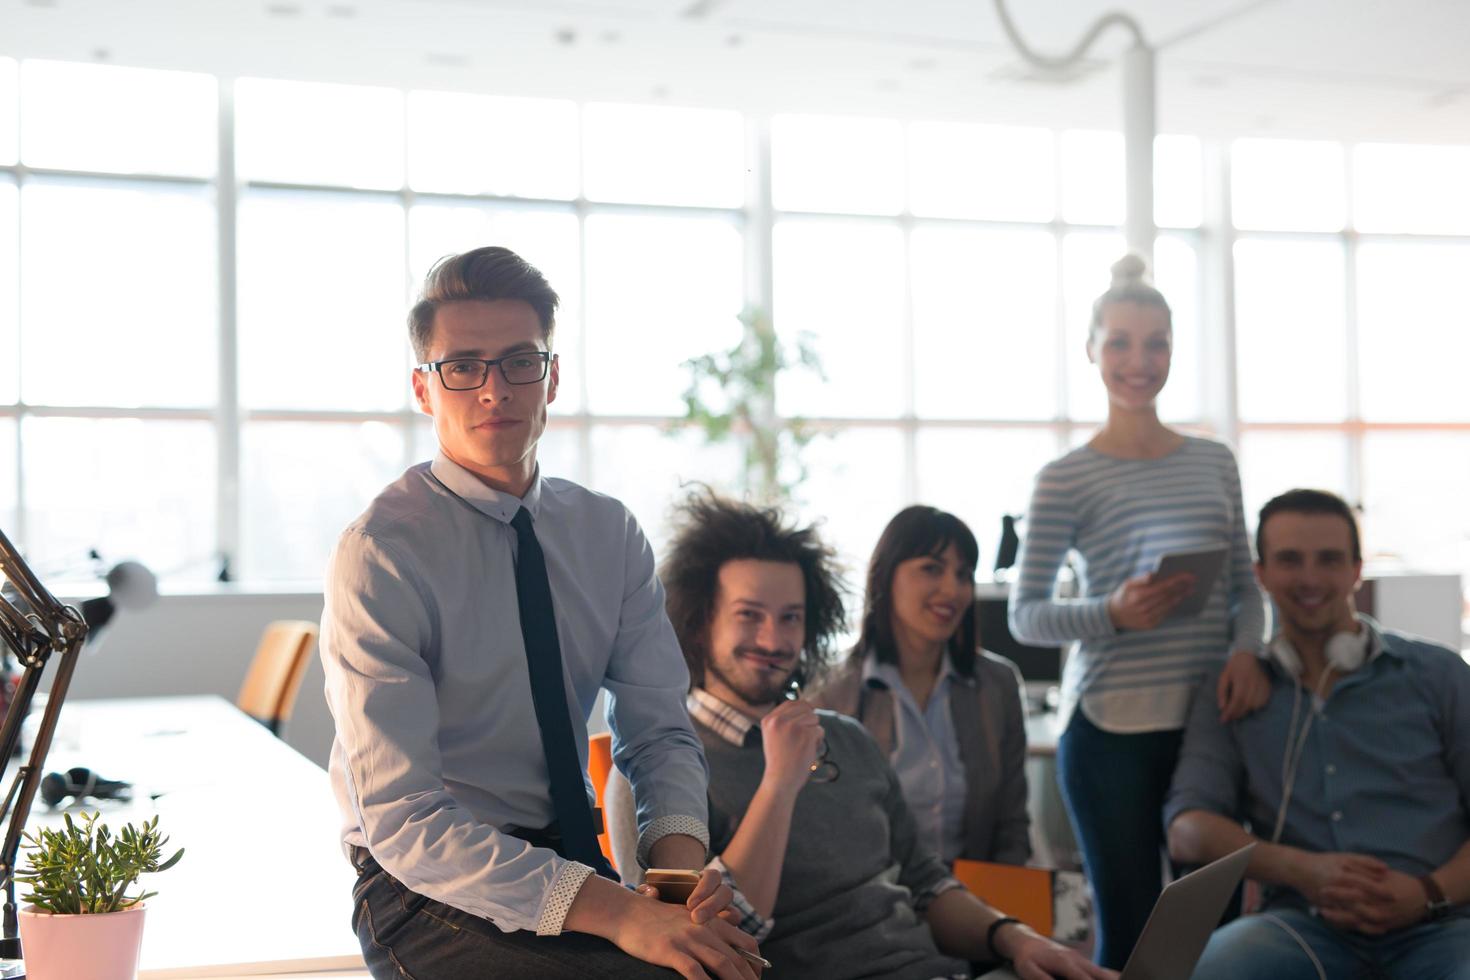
951,859,1055,937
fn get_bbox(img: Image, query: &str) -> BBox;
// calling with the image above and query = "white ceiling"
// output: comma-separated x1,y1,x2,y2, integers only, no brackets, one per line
3,0,1469,142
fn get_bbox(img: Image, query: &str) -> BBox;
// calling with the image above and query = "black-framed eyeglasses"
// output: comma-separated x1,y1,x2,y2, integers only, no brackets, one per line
416,351,552,391
785,677,839,783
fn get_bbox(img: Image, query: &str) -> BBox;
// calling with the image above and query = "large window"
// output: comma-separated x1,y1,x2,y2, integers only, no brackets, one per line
4,60,218,575
21,179,217,408
768,120,1207,575
1,57,1466,627
1231,138,1470,606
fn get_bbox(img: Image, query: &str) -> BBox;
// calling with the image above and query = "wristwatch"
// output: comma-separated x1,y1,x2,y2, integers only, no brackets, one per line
1419,874,1453,921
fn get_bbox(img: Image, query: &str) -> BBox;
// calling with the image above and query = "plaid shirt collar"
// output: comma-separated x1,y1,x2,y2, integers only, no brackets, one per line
687,688,761,748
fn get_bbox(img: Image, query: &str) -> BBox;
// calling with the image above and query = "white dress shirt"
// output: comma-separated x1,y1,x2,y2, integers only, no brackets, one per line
864,653,969,864
321,453,710,936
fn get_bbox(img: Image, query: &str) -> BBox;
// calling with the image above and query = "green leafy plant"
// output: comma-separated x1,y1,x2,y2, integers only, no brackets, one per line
16,812,184,914
679,306,826,503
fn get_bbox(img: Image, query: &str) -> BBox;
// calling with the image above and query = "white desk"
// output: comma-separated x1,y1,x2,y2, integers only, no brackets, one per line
1022,707,1079,871
22,696,365,979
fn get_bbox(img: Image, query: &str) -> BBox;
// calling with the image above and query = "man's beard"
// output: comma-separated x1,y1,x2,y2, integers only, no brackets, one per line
706,644,796,707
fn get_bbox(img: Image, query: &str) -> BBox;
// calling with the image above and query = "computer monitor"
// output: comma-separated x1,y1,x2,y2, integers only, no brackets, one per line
974,593,1062,685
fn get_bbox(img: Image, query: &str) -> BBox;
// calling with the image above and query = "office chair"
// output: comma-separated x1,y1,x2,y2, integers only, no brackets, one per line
587,731,618,871
236,620,318,737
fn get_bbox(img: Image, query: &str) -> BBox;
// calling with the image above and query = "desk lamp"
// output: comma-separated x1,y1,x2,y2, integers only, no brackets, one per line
0,525,90,968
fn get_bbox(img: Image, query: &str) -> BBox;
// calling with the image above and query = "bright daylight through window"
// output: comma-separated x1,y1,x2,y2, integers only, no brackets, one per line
0,57,1466,616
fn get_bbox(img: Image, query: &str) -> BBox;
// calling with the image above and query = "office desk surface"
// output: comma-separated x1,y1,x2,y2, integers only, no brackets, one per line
1025,707,1064,757
24,696,364,979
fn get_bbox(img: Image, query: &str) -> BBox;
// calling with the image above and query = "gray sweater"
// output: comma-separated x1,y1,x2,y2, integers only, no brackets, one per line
699,710,970,980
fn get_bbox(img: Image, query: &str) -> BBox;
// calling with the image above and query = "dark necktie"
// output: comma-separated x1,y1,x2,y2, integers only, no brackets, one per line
509,507,613,877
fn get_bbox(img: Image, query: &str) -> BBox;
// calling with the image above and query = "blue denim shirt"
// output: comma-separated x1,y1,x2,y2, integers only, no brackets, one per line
1165,619,1470,909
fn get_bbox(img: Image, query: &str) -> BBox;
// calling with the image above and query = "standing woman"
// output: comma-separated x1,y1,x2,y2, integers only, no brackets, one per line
811,505,1031,866
1008,254,1268,968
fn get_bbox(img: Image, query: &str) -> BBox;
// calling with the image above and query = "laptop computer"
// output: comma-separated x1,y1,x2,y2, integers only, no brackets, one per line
980,843,1255,980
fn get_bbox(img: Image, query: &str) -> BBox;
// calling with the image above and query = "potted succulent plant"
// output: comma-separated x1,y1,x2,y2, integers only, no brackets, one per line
14,811,183,980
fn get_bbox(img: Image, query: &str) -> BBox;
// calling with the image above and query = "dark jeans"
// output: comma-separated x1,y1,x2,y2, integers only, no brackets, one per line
1056,709,1182,970
1193,908,1470,980
351,852,676,980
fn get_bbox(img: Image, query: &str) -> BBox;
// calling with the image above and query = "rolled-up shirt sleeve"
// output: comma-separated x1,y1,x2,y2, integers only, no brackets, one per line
322,528,588,935
1163,671,1247,831
602,510,710,869
707,856,775,941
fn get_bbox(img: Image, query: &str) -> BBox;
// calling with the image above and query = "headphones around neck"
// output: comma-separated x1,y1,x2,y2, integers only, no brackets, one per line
1266,623,1374,678
1268,617,1376,854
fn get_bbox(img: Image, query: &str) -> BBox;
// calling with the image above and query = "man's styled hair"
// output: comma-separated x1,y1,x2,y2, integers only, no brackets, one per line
855,505,981,678
662,491,848,690
408,246,559,362
1256,488,1363,564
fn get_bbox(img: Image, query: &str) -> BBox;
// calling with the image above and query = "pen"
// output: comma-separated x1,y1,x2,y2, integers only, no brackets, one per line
736,946,773,970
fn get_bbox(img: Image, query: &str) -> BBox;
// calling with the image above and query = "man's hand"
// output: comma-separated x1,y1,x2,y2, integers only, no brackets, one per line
1294,851,1388,911
566,872,761,980
1317,867,1426,935
1216,649,1271,723
1107,572,1194,631
995,923,1118,980
609,892,762,980
758,700,824,798
636,867,738,926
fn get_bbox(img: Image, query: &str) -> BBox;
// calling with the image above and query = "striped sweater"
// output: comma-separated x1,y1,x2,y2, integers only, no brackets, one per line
1008,436,1266,733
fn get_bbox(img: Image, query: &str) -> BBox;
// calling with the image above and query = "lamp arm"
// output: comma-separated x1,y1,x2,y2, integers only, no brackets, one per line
0,526,89,961
0,617,25,666
991,0,1149,70
0,528,84,666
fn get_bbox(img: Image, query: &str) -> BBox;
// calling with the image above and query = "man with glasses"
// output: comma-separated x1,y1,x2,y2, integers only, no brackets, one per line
319,247,759,980
614,491,1112,979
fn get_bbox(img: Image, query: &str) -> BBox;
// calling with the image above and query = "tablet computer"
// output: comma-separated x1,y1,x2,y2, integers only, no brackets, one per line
1153,546,1228,619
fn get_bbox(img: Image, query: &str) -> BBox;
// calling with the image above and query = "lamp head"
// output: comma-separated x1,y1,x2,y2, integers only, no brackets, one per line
79,561,157,632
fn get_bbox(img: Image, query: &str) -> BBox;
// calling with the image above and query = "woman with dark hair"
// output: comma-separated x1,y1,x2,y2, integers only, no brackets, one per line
810,504,1031,866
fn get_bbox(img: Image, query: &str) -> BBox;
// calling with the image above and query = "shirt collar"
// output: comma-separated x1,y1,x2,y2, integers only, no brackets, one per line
1357,615,1395,663
687,688,761,748
860,647,970,691
1265,614,1396,683
429,451,542,524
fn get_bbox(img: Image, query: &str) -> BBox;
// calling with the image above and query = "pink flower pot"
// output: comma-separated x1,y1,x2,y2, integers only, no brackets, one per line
18,903,147,980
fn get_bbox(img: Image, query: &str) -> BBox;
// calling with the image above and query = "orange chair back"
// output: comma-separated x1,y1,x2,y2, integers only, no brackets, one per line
236,620,319,736
587,731,617,870
952,859,1055,937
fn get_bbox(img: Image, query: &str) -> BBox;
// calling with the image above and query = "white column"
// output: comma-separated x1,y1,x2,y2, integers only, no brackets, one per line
1122,43,1156,263
215,79,241,580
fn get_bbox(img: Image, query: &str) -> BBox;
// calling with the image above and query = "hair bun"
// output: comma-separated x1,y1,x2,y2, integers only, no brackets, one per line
1109,252,1149,286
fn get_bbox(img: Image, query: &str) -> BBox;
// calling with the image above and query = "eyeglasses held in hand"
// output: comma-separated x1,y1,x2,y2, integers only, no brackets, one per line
785,677,840,783
416,351,551,391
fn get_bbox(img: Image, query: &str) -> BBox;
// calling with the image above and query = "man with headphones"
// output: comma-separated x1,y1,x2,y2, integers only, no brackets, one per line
1164,489,1470,979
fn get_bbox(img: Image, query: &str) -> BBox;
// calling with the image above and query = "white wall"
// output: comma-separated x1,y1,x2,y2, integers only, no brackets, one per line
45,590,334,768
42,589,613,771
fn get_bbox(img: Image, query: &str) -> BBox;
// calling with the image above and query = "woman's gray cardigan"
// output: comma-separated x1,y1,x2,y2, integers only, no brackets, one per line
809,649,1033,865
